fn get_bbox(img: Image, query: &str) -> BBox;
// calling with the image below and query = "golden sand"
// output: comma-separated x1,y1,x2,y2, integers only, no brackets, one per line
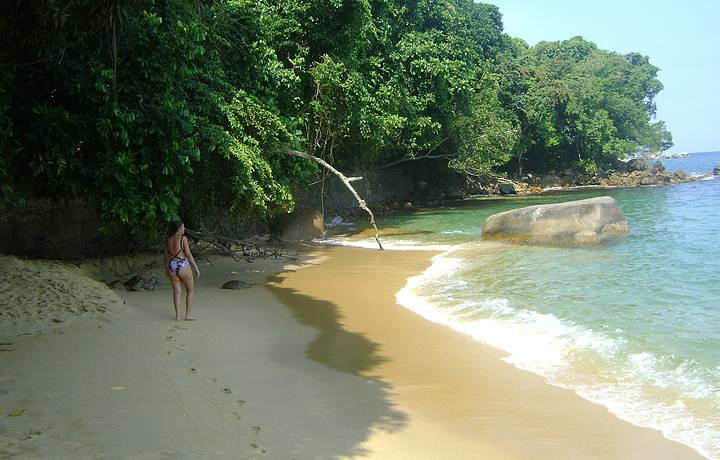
0,248,706,459
268,246,705,459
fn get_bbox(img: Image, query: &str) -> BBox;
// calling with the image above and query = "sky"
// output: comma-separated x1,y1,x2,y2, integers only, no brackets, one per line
485,0,720,153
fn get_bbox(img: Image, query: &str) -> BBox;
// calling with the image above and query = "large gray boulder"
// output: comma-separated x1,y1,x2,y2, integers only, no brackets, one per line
275,208,325,242
482,196,629,245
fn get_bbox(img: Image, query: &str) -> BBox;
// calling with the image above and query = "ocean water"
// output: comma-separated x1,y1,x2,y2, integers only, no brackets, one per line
323,151,720,459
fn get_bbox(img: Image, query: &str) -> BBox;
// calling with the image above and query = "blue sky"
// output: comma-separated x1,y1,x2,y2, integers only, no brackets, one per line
486,0,720,153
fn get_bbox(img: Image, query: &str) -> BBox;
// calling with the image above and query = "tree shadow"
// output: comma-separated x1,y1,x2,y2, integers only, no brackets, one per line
264,274,408,458
268,277,388,375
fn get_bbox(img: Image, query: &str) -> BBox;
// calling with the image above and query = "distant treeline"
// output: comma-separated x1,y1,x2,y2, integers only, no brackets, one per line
0,0,672,235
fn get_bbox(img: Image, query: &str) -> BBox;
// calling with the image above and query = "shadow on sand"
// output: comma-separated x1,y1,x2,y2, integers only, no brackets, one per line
265,269,407,458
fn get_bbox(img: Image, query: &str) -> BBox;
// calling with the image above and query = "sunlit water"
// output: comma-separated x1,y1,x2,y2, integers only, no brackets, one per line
322,151,720,459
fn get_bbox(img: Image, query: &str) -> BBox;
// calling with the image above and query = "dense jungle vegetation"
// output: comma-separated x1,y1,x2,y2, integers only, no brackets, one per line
0,0,673,235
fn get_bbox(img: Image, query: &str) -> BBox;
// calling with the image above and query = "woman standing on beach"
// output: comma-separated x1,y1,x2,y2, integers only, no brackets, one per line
165,221,200,321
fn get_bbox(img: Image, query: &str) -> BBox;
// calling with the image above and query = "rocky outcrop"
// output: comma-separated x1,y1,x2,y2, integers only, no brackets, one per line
482,196,629,245
714,165,720,175
275,208,325,242
626,158,650,171
651,161,665,173
599,169,693,187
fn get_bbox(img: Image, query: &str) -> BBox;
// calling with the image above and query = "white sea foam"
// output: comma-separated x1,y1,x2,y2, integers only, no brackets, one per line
325,216,354,228
395,249,720,459
313,238,453,251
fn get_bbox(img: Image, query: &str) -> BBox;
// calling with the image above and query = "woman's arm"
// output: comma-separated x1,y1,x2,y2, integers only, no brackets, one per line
163,241,172,278
183,236,200,278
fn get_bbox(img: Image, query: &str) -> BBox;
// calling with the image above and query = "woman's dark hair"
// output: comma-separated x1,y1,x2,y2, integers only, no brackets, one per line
165,220,184,238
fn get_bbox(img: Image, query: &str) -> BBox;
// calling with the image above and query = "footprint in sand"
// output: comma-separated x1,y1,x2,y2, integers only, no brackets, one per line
235,399,246,407
221,388,232,394
249,442,267,455
250,426,261,436
21,430,42,441
232,411,242,420
163,335,176,342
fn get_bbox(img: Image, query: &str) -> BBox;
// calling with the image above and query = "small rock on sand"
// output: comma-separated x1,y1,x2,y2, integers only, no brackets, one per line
124,275,145,291
222,280,251,290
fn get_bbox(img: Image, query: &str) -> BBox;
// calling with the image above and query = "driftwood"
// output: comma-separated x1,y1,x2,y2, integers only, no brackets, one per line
468,170,524,189
185,230,299,263
281,149,384,251
148,230,298,270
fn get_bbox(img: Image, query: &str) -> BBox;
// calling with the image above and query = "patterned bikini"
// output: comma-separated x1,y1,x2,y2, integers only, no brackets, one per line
168,237,190,276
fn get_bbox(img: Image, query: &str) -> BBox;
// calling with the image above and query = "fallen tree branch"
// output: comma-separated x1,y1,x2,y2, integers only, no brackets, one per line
468,170,524,188
280,149,383,251
185,230,299,263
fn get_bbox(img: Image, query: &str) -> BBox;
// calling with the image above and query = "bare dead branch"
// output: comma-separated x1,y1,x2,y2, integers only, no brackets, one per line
185,229,300,263
280,149,384,251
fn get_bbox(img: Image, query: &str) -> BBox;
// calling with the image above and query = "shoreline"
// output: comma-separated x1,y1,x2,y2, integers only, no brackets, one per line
268,245,708,459
0,248,709,458
350,172,718,222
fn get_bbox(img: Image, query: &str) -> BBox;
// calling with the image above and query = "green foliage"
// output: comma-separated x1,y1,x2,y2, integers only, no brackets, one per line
499,36,672,173
2,0,300,236
450,80,520,175
1,0,674,239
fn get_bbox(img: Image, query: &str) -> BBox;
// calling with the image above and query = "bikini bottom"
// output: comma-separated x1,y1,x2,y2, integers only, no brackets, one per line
168,258,189,276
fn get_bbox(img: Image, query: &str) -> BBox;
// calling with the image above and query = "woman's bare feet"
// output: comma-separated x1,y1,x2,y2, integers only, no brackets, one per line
185,316,196,321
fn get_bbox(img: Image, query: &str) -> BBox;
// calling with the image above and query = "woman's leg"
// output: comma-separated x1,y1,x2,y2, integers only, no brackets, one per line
178,266,195,320
169,274,183,321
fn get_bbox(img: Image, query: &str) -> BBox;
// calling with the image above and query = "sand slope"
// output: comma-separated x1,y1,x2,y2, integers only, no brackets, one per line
0,256,124,341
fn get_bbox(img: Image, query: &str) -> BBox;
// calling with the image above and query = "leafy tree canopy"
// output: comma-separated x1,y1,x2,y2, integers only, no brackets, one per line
0,1,672,235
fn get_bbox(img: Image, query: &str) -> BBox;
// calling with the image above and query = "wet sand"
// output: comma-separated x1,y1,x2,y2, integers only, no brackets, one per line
268,245,707,459
0,248,707,459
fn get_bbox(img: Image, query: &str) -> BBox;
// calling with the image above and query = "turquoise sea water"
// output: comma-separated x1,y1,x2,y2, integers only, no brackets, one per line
324,151,720,459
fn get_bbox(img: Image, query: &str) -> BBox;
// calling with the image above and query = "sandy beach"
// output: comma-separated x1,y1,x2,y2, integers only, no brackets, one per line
0,247,707,459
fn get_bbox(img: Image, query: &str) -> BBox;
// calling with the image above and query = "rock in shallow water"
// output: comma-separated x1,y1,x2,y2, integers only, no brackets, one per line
481,196,629,245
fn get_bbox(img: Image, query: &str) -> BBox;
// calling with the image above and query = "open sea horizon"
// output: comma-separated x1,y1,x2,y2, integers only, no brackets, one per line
322,151,720,459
